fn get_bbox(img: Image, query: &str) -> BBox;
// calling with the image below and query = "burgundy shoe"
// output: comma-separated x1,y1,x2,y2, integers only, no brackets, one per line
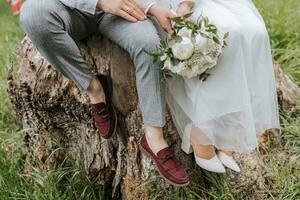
90,75,117,139
91,102,117,139
139,134,189,187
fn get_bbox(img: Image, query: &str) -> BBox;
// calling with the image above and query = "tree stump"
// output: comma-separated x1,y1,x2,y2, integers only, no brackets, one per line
7,35,300,199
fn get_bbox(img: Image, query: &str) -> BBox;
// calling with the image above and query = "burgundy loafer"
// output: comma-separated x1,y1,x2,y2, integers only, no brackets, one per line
91,75,117,139
139,134,189,187
91,102,117,139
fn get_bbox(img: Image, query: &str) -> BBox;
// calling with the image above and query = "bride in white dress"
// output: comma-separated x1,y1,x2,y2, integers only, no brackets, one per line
155,0,280,173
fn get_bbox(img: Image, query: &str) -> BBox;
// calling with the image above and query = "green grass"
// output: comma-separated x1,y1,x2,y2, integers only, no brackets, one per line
0,0,22,133
0,0,299,199
253,1,300,198
0,133,104,199
254,0,300,85
0,1,103,199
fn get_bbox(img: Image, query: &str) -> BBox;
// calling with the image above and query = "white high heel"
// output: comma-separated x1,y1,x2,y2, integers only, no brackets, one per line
194,154,226,173
217,151,241,172
181,124,225,173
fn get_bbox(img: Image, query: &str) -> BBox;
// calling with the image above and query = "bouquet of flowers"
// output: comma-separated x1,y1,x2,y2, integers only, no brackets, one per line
146,12,228,81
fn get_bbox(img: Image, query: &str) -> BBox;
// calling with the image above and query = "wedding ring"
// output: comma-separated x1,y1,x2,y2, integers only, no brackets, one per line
125,7,132,14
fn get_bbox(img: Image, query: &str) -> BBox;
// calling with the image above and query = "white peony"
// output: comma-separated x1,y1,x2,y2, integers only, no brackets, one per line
195,34,207,45
177,27,193,39
152,16,227,79
194,34,210,55
171,37,194,60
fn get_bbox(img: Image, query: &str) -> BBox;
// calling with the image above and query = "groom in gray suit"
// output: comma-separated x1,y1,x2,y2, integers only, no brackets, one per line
20,0,191,186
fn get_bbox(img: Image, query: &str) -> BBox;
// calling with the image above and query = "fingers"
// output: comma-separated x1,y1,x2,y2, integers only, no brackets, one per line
162,22,173,34
124,6,145,21
127,0,147,18
168,10,177,18
161,20,173,33
176,9,189,17
164,10,176,33
117,10,138,22
176,3,193,17
121,1,146,21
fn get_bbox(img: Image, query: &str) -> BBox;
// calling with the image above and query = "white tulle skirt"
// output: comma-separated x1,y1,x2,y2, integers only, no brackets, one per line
155,0,280,153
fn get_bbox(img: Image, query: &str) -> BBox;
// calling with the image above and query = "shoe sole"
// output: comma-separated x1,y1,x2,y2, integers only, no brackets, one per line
138,139,190,187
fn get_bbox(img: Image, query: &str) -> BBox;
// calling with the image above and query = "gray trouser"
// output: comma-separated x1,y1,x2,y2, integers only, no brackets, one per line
19,0,166,127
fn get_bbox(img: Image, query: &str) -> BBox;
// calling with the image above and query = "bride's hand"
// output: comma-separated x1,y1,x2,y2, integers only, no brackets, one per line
176,1,194,16
148,5,176,34
97,0,147,22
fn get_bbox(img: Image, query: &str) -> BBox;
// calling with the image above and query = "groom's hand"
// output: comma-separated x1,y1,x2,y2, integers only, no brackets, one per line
176,1,194,16
148,5,176,34
97,0,147,22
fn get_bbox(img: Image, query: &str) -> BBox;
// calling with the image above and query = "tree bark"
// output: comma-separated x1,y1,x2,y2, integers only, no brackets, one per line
7,36,300,199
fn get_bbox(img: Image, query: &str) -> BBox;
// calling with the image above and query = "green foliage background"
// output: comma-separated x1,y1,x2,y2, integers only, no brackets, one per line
0,0,299,199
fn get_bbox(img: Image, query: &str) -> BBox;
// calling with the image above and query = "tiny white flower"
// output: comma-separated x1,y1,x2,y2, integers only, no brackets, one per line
160,54,167,61
198,65,209,75
207,60,217,69
182,67,197,78
191,63,201,74
170,62,186,74
203,55,218,69
191,58,209,74
171,37,194,60
163,58,173,70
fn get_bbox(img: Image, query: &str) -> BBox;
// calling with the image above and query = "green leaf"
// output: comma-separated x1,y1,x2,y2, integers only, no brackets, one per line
223,41,228,46
143,48,151,56
223,32,229,39
173,36,182,43
204,17,209,26
182,12,193,19
213,36,221,45
200,32,210,38
171,16,183,23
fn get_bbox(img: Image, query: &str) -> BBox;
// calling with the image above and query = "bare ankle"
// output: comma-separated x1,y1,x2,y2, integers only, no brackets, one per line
143,125,163,138
192,143,216,159
143,124,168,154
87,76,106,104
